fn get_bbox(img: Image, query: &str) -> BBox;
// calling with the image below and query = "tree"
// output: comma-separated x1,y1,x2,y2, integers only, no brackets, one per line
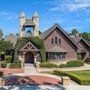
0,40,13,52
0,29,3,40
81,32,90,44
71,29,79,35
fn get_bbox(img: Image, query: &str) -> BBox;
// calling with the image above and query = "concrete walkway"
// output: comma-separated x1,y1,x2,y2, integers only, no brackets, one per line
65,80,90,90
37,64,90,72
24,64,38,74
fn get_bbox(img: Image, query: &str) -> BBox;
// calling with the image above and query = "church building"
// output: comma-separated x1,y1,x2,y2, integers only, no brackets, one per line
7,12,90,65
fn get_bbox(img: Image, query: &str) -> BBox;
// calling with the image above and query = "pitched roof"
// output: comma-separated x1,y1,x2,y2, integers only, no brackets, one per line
71,36,90,47
46,45,67,52
41,23,78,48
20,41,40,52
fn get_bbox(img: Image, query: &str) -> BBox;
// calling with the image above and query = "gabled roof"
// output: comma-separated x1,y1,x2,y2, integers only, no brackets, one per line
20,41,40,52
46,45,67,52
72,36,90,47
41,23,78,48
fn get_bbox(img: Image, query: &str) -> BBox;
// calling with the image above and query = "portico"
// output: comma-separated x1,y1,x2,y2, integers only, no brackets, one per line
19,41,40,67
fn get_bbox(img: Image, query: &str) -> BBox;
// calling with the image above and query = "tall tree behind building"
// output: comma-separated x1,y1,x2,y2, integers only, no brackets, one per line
0,29,3,40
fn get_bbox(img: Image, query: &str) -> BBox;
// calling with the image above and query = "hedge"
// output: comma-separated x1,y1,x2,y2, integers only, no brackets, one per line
59,60,84,68
53,70,90,85
53,70,67,76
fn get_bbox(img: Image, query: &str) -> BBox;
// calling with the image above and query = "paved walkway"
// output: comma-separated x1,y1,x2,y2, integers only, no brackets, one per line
24,64,38,74
1,64,90,90
37,64,90,73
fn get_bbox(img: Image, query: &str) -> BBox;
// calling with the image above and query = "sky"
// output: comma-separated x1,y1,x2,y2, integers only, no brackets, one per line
0,0,90,37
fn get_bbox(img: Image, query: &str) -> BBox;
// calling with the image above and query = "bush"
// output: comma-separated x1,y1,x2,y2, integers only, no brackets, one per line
40,63,57,68
5,55,12,63
0,71,3,77
9,60,22,69
59,60,84,68
1,62,7,68
67,60,84,67
59,64,67,68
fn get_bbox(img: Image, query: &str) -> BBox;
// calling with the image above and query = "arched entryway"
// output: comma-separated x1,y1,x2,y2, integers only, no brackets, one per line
25,52,34,64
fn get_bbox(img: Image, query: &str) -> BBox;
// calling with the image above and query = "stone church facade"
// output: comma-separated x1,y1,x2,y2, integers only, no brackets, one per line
16,12,90,65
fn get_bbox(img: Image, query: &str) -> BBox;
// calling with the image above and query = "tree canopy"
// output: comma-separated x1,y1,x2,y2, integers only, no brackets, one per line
71,29,79,35
81,32,90,44
0,40,13,52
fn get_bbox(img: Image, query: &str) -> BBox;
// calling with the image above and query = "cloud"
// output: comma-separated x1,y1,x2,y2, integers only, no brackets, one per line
48,0,90,12
0,10,18,21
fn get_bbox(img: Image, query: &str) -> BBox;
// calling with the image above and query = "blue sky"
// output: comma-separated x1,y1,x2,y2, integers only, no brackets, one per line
0,0,90,37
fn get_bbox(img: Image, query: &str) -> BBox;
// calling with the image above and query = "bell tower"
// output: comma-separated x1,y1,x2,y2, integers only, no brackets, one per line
20,12,26,38
19,11,39,38
32,12,39,37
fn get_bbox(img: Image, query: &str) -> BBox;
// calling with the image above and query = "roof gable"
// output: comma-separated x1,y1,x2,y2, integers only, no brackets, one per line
79,38,90,47
41,23,78,48
20,41,39,52
72,36,90,47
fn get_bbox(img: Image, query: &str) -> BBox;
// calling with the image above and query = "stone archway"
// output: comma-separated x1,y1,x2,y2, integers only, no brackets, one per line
25,52,34,64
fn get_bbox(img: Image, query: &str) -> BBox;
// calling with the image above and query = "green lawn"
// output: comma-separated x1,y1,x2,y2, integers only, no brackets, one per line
53,70,90,85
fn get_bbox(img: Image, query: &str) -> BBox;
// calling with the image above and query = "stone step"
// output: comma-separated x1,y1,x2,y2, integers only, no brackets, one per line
24,64,34,67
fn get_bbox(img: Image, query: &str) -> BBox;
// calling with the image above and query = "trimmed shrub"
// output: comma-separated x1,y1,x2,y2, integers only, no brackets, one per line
40,63,57,68
66,72,90,85
59,60,84,68
59,64,67,68
52,70,90,85
1,62,7,68
9,60,22,69
53,70,67,76
5,55,12,63
67,60,84,67
0,71,3,77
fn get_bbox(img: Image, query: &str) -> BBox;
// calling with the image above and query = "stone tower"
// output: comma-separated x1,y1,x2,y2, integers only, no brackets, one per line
32,12,39,36
20,12,26,38
19,11,39,38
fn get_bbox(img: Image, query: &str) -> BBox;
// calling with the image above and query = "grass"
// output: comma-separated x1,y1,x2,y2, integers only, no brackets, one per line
53,70,90,85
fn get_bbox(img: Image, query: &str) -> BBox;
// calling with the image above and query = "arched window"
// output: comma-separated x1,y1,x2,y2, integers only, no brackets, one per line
59,39,61,44
55,37,57,44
